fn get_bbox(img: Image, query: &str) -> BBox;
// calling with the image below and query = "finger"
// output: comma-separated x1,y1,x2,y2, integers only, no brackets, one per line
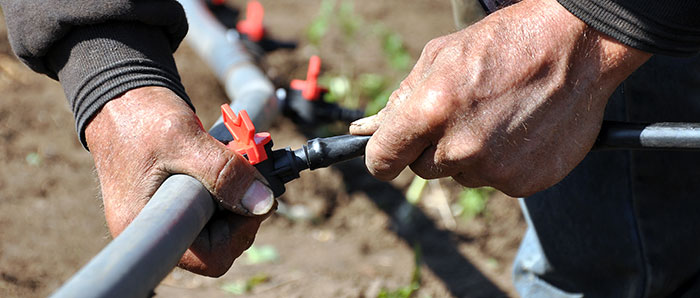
178,208,274,277
350,114,381,135
350,84,410,136
408,146,448,179
167,124,275,216
211,151,275,216
364,96,434,180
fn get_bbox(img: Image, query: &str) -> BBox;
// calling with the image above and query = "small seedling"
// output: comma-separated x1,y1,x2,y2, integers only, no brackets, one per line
220,273,270,295
338,1,362,38
405,176,428,205
243,244,279,265
306,0,336,45
374,25,412,71
377,244,422,298
303,0,413,118
452,187,494,219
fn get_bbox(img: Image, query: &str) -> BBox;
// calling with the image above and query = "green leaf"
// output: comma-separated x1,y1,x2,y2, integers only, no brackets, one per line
25,152,41,166
456,187,494,219
245,274,270,291
338,0,362,38
307,19,329,45
377,244,422,298
358,73,387,99
380,32,412,71
364,88,392,116
244,245,279,265
305,0,336,45
219,274,270,295
405,176,427,205
220,281,246,295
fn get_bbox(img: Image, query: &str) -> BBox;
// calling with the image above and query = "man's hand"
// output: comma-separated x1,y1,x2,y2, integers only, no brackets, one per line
350,0,650,197
85,86,275,276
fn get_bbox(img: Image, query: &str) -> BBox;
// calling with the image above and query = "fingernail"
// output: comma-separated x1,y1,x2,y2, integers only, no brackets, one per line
350,115,374,128
242,180,275,215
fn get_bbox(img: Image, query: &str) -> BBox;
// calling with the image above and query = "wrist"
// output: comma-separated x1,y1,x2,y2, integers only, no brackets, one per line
534,0,651,79
48,22,192,149
493,0,651,94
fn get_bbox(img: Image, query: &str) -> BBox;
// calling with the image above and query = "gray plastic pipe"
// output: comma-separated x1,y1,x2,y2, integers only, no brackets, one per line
595,121,700,150
51,0,279,297
178,0,279,130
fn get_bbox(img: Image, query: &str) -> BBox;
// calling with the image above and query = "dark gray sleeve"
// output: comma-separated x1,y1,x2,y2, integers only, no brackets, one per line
557,0,700,56
0,0,192,148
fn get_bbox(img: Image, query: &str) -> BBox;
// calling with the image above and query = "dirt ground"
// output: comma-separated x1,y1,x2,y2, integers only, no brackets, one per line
0,1,525,297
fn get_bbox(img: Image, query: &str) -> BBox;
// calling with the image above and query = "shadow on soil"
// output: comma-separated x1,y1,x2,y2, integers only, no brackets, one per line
334,159,508,298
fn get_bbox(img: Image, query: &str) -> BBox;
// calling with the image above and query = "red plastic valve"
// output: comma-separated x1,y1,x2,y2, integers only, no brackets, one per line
221,104,271,165
290,56,325,101
236,0,265,42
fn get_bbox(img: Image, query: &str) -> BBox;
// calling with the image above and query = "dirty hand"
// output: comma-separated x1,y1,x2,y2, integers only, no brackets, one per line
85,86,275,276
350,0,650,197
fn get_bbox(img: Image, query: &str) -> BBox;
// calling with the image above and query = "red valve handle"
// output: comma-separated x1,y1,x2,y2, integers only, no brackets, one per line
290,55,325,101
236,0,265,42
221,104,271,165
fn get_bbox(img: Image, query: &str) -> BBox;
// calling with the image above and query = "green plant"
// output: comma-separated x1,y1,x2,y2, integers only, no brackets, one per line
338,1,362,38
377,244,422,298
306,0,336,45
374,25,412,71
243,244,279,265
220,274,270,295
453,187,495,219
405,176,427,205
303,0,412,117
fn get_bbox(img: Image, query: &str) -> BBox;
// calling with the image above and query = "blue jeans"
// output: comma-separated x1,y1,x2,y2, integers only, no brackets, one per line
513,54,700,297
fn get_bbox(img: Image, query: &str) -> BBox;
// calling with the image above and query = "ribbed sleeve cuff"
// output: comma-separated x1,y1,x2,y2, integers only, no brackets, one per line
557,0,700,56
46,22,193,149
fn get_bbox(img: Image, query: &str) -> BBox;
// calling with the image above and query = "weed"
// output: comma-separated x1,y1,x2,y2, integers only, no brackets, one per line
378,244,422,298
306,0,335,45
220,274,270,295
453,187,495,219
243,244,279,265
405,176,428,205
303,0,412,116
373,25,412,71
338,1,362,38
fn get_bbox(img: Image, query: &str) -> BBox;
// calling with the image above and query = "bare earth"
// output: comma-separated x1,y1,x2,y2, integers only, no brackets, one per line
0,1,525,297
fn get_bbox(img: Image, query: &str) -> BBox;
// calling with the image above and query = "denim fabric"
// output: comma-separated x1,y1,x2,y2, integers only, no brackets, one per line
514,54,700,297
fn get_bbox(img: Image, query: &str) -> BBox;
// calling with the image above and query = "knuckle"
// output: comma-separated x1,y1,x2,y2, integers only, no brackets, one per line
441,136,485,164
153,111,200,141
422,36,448,58
419,87,454,128
396,79,414,97
365,138,401,180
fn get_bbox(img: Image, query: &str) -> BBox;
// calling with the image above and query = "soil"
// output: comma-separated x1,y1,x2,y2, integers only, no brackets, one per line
0,1,525,297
